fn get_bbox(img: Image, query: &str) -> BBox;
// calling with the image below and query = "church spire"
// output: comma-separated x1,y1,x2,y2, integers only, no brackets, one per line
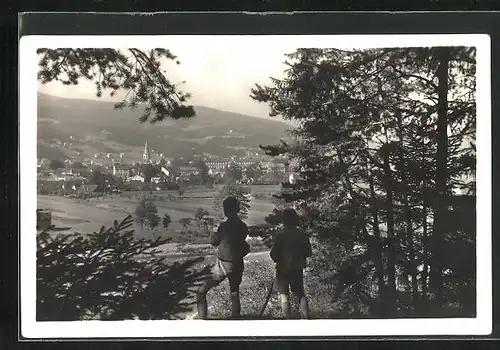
143,141,151,164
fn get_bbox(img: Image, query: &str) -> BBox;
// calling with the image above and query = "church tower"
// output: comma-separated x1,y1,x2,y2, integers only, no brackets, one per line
143,141,151,164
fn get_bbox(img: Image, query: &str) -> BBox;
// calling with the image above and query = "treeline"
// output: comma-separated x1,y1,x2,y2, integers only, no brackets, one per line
252,47,476,317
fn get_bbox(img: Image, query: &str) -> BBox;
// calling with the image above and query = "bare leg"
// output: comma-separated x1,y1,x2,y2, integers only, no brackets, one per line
230,291,241,318
197,291,208,320
197,279,219,320
299,295,310,319
228,262,244,319
279,293,291,319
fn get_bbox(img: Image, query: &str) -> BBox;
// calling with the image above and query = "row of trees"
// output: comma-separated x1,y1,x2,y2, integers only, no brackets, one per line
133,179,252,234
225,162,286,184
251,46,476,317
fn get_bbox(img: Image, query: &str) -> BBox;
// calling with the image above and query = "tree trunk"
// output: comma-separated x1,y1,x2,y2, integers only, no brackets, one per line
421,200,429,311
367,165,387,315
383,151,398,316
430,47,451,302
396,111,419,312
420,117,430,313
340,152,389,315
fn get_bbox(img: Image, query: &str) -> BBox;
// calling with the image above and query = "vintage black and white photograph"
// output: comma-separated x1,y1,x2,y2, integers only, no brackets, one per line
20,34,491,338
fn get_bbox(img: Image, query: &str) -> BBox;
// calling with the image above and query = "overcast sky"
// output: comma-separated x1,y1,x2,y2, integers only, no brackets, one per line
37,34,482,123
38,37,302,120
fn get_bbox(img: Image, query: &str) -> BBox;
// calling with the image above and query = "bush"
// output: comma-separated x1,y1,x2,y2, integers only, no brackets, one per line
265,208,282,226
162,213,172,230
37,215,211,321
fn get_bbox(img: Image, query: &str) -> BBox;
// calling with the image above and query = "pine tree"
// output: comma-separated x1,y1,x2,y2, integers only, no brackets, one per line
145,200,160,231
251,46,476,317
134,199,148,230
162,213,172,230
37,215,210,320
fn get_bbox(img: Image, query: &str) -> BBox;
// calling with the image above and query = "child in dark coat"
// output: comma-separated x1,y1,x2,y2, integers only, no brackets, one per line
270,208,312,319
197,196,250,319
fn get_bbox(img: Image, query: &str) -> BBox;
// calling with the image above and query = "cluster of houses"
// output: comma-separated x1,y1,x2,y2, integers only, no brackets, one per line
37,141,296,196
204,158,287,176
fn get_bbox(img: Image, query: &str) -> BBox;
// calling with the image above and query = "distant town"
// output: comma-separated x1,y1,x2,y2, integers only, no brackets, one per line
37,137,296,198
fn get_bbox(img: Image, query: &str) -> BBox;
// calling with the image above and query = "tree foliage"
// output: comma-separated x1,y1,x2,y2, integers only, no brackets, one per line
251,47,476,317
140,164,159,183
49,159,65,170
265,208,283,226
179,217,192,232
89,168,107,192
37,48,195,123
134,198,160,231
37,215,210,321
245,163,265,181
192,160,210,185
162,213,172,230
70,161,86,169
194,207,210,222
146,203,161,231
225,164,244,182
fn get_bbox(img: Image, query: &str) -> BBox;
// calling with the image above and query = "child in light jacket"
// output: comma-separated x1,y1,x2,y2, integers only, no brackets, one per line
197,196,250,319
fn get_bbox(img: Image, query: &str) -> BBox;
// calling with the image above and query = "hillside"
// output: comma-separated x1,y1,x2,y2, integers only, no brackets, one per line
37,93,292,160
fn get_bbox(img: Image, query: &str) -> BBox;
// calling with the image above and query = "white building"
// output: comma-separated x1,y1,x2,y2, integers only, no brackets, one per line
127,175,145,182
113,164,133,179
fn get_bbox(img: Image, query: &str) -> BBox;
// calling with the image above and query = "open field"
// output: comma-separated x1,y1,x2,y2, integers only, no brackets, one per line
37,185,279,242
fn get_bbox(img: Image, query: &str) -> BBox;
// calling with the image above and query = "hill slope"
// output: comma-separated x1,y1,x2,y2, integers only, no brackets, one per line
37,93,292,159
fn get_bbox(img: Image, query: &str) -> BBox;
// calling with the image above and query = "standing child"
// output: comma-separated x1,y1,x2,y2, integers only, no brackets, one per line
270,208,312,319
197,196,250,319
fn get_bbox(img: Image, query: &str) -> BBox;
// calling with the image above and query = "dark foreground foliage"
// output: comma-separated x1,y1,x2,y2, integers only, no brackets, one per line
37,215,210,321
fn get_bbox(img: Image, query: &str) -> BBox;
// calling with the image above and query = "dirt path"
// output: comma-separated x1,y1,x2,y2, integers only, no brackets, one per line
177,250,273,320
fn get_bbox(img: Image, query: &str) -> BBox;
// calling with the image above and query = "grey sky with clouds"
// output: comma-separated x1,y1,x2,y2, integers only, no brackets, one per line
38,37,300,120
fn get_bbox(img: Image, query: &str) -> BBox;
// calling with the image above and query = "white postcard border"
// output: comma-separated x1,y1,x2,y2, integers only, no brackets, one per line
20,34,492,338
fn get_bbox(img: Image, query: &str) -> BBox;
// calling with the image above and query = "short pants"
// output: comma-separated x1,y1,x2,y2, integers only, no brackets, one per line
200,259,244,293
274,267,305,297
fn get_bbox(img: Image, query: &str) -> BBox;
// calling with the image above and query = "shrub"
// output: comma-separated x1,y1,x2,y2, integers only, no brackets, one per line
162,213,172,230
179,217,192,232
37,215,211,321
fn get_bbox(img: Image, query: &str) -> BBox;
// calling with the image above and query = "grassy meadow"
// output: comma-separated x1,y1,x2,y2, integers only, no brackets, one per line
37,185,279,244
